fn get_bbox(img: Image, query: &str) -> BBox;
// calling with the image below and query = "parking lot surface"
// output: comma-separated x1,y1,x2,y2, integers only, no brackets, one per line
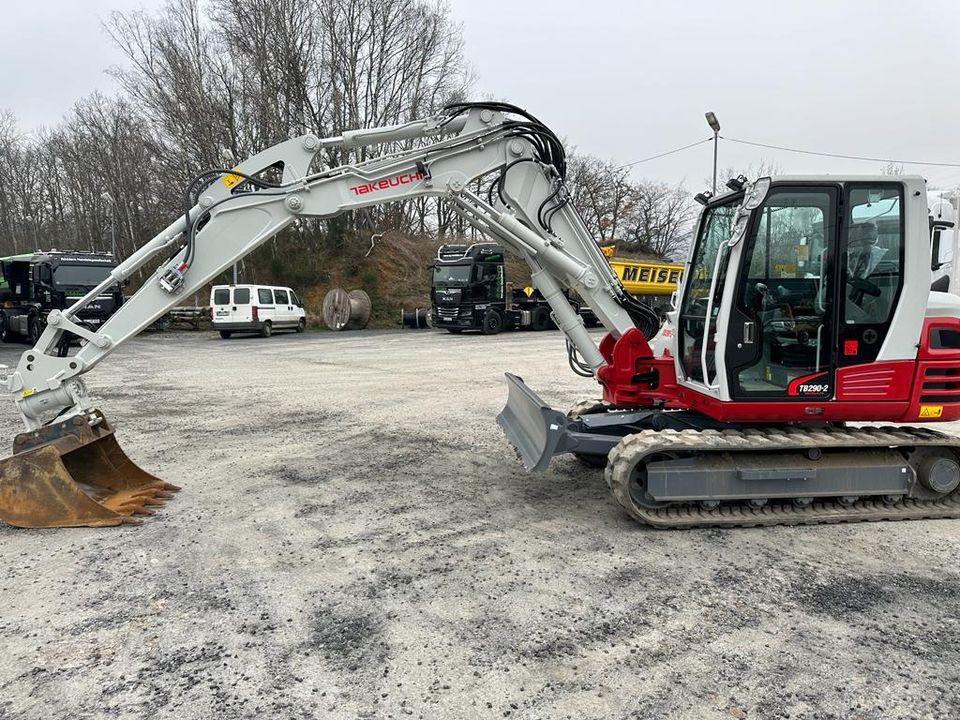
1,329,958,720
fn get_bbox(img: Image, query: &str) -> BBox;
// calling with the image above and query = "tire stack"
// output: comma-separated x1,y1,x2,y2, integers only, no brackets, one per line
322,288,372,330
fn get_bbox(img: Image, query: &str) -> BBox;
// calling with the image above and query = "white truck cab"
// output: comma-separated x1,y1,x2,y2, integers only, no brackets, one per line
210,284,306,338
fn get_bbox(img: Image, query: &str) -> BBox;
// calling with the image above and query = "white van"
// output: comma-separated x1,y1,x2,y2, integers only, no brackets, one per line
210,284,306,338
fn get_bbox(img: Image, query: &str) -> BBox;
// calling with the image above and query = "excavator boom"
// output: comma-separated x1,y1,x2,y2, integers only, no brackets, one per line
0,103,649,528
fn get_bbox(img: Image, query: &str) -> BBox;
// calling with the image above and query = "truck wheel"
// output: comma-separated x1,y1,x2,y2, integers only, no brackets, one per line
481,309,503,335
531,306,552,331
27,318,41,345
260,321,273,338
219,330,233,339
296,318,306,333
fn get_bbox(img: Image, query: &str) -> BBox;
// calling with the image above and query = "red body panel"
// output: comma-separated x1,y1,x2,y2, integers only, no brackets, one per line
596,329,682,408
904,317,960,422
596,317,960,424
835,362,914,401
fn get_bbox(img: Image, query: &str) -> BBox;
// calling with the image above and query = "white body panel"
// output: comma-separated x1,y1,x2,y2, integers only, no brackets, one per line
925,290,960,318
929,194,955,291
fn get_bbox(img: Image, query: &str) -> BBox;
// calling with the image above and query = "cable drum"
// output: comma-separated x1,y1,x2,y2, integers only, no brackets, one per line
400,308,432,329
322,288,371,330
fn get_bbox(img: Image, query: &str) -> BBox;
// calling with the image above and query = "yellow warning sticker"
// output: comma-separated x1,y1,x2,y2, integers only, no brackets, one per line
919,405,943,418
21,389,33,397
221,168,244,189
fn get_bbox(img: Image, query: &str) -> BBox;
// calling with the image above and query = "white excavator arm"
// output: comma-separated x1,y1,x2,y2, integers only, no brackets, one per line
5,103,654,431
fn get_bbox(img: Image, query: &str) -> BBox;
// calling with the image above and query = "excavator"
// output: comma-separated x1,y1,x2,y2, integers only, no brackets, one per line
2,101,960,529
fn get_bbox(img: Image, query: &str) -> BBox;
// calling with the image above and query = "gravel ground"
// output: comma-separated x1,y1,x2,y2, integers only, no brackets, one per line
0,328,958,720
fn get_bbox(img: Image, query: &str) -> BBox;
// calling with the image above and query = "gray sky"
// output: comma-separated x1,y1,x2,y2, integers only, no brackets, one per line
4,0,960,189
0,0,145,127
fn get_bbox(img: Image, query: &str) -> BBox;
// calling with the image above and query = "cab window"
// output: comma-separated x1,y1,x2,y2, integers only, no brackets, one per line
275,289,289,304
289,291,301,306
474,263,503,300
843,186,903,327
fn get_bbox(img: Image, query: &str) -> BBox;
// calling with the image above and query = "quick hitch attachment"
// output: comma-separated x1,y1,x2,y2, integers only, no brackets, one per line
159,261,188,294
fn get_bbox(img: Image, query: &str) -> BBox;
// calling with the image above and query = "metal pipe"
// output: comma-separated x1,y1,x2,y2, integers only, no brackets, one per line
712,129,719,194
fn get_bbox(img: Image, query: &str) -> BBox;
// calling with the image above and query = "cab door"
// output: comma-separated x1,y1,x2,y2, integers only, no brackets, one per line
289,289,305,321
677,199,739,389
724,186,839,399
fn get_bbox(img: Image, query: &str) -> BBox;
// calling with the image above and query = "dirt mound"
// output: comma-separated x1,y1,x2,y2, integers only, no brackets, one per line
301,233,437,328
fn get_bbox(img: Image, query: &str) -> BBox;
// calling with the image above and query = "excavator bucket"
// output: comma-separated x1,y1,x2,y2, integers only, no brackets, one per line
0,410,178,529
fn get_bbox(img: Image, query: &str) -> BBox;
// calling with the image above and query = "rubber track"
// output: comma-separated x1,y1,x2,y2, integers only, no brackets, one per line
604,426,960,528
567,399,613,469
567,399,611,418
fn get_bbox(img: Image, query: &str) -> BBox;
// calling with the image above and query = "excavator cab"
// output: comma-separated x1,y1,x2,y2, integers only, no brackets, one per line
677,178,918,405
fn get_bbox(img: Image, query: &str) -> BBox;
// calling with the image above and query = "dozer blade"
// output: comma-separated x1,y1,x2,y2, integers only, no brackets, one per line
0,410,179,529
496,373,571,472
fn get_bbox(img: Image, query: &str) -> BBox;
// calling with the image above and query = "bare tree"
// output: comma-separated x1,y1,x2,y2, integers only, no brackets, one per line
103,0,472,265
0,110,24,253
568,153,696,260
708,158,782,193
568,155,635,244
623,180,697,260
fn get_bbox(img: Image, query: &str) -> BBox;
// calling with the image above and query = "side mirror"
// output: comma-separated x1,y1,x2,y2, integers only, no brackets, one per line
728,177,771,247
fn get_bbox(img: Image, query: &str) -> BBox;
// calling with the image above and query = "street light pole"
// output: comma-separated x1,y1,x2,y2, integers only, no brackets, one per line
221,147,240,285
705,111,721,194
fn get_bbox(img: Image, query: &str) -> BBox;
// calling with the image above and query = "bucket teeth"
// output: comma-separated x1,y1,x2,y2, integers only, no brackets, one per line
0,410,178,529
